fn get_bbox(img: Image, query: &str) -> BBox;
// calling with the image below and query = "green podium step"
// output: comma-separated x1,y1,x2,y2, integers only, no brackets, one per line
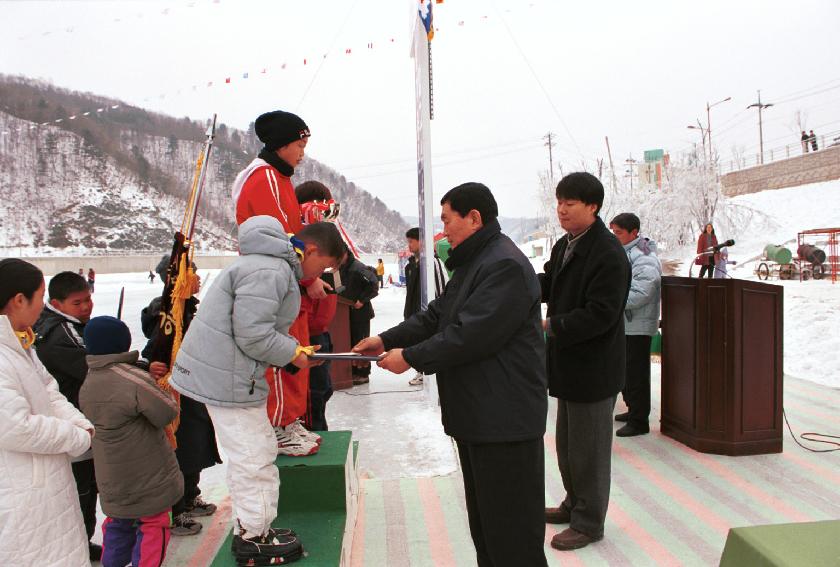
211,430,359,567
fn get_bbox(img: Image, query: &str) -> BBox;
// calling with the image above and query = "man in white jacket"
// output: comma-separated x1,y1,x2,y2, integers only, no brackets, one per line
0,258,94,567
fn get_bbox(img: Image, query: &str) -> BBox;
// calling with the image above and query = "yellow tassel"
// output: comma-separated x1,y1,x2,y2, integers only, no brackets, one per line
157,252,200,448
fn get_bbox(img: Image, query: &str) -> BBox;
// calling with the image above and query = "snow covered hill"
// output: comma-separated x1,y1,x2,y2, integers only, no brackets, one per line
0,75,409,254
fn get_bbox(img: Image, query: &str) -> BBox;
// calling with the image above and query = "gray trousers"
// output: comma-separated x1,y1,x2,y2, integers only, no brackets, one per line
555,395,617,539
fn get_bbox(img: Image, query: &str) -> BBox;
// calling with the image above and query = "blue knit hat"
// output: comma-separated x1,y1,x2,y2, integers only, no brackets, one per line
84,316,132,355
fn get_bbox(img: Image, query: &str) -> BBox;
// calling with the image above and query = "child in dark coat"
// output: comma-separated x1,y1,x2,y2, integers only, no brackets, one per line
79,316,183,567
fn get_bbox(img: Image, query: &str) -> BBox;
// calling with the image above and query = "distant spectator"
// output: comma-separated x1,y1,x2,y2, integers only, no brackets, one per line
695,223,719,279
402,227,448,387
148,270,156,284
78,268,84,276
714,247,736,279
87,268,96,293
375,259,385,288
801,131,810,153
810,129,818,152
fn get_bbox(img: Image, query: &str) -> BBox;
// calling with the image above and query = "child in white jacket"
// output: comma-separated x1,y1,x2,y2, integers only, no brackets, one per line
0,258,94,567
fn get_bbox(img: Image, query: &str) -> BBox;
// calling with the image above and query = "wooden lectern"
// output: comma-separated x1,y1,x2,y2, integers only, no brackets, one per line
327,298,355,390
660,276,783,455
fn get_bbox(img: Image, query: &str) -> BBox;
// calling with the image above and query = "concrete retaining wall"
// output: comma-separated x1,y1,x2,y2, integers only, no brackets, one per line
16,255,238,276
721,144,840,197
13,253,400,276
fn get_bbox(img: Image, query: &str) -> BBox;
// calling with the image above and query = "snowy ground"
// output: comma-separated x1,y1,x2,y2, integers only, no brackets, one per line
699,180,840,387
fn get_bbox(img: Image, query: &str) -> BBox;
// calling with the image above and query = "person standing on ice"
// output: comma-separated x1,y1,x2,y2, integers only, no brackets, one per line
353,183,549,567
231,110,326,457
0,259,94,567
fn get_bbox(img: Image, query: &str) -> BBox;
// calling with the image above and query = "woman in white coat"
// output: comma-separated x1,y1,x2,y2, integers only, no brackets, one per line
0,259,94,567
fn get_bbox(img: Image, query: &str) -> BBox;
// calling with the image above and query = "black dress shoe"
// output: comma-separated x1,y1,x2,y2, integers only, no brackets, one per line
614,412,630,422
545,506,571,524
616,423,650,437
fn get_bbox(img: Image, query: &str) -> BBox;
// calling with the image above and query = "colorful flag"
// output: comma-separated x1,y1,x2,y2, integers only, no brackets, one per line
419,0,434,40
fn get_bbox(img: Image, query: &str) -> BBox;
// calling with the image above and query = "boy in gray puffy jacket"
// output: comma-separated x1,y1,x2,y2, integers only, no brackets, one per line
169,215,345,566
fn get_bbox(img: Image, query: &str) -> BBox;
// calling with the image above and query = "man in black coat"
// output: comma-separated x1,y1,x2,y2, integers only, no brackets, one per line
33,271,101,560
540,172,631,551
403,227,422,320
354,183,549,567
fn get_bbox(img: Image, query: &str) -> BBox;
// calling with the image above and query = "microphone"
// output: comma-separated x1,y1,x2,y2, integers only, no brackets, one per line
706,239,735,252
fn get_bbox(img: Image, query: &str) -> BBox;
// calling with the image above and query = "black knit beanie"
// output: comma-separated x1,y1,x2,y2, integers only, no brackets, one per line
254,110,310,152
84,315,132,355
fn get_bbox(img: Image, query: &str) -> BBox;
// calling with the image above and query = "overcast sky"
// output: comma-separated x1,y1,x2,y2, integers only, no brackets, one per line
2,0,839,218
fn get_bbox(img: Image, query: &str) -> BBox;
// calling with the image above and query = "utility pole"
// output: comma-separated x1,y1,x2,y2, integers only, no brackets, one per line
747,90,774,164
706,96,731,165
605,136,618,192
543,132,556,186
625,155,637,193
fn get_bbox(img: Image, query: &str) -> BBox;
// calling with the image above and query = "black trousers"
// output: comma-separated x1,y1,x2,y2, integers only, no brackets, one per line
172,471,202,516
72,459,98,541
308,332,334,431
456,438,548,567
622,335,653,427
698,259,715,278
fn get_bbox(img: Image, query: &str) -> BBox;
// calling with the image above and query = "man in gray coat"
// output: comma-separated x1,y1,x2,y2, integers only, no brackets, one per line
170,216,345,566
609,213,661,437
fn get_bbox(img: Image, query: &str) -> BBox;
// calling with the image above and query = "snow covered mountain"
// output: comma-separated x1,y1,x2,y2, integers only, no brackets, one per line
0,76,408,255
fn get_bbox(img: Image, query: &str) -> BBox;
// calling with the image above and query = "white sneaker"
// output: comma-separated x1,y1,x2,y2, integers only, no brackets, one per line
408,373,424,386
274,426,319,456
286,418,321,446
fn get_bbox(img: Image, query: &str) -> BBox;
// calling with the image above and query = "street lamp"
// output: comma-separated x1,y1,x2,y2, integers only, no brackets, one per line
687,120,708,162
747,90,774,164
706,96,731,164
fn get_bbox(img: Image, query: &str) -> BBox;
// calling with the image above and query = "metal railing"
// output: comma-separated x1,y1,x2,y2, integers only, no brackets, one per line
718,129,840,175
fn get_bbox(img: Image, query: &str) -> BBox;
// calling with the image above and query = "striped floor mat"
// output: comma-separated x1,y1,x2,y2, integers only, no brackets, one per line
350,374,840,567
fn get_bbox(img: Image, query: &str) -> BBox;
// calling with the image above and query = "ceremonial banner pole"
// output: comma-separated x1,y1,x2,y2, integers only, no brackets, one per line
413,1,435,308
149,114,217,446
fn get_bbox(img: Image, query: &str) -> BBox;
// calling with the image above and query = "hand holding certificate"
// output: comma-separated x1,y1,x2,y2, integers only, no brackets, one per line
351,335,411,374
307,352,384,362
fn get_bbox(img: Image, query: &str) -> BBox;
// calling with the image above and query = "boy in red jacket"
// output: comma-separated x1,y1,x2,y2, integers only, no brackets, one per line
231,110,325,456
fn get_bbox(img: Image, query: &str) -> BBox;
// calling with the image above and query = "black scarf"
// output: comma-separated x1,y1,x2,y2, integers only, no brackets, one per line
258,148,295,177
445,218,501,271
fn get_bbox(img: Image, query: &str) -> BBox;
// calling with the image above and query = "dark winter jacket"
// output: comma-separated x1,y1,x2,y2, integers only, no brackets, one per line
141,295,221,474
404,255,421,319
33,305,87,408
540,217,631,402
79,351,183,518
381,219,548,443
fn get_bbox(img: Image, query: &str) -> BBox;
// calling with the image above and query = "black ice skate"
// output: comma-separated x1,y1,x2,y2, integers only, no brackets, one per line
232,527,304,566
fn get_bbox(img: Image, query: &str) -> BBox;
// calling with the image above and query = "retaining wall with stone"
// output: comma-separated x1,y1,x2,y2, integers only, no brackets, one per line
721,144,840,197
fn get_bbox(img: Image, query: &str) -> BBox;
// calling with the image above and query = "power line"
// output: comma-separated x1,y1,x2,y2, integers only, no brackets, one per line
491,2,584,161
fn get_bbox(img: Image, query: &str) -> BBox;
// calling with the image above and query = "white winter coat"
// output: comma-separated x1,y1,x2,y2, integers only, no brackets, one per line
0,315,93,567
